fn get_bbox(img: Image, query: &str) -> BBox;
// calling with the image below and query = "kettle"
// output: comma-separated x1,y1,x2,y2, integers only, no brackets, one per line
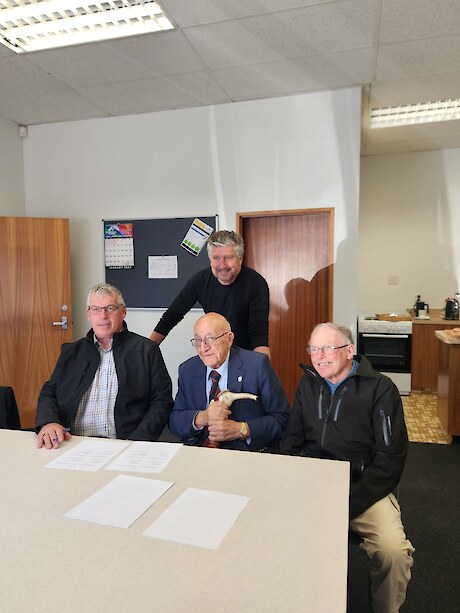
414,295,429,317
444,294,460,320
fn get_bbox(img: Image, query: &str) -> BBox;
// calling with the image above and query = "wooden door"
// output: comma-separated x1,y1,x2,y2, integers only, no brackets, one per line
238,209,333,405
0,217,72,428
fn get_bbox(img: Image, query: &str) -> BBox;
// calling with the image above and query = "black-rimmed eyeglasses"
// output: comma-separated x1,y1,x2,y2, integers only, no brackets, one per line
190,331,230,348
307,344,350,356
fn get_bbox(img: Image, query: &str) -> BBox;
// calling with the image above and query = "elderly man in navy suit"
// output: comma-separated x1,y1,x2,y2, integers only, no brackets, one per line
169,312,289,451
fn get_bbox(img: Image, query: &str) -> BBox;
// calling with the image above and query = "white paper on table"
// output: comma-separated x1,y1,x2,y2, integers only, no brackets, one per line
143,487,249,549
45,439,130,472
106,441,183,474
64,475,174,528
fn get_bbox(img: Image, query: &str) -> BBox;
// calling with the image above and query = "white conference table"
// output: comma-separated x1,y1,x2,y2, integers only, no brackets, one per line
0,430,350,613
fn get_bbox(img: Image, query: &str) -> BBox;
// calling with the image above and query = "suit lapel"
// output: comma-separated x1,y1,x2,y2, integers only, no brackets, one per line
227,347,244,393
193,358,208,406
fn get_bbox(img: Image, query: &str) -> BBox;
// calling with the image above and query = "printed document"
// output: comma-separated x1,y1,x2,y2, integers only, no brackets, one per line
65,475,174,528
144,487,249,549
45,439,130,472
106,441,182,474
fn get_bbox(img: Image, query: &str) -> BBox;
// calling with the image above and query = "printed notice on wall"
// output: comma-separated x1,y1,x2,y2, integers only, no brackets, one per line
104,223,135,269
181,218,214,256
148,255,178,279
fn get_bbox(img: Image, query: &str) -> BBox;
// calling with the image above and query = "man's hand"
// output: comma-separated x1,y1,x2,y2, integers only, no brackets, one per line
207,418,243,443
194,401,231,429
37,423,71,449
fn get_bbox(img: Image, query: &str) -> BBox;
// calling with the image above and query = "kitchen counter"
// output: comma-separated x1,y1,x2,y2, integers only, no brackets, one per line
435,330,460,344
411,310,460,390
410,308,460,325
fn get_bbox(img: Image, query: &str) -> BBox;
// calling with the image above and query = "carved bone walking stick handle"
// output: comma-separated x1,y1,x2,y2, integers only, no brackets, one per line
216,390,258,408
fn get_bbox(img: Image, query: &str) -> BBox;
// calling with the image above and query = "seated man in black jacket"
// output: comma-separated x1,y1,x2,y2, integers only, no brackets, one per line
280,322,414,613
36,283,173,449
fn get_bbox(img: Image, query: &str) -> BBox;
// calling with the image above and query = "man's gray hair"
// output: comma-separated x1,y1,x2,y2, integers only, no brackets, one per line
206,230,245,258
309,322,354,346
87,283,125,307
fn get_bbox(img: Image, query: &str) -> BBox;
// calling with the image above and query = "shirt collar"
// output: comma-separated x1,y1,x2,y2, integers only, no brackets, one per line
206,351,230,380
93,334,113,351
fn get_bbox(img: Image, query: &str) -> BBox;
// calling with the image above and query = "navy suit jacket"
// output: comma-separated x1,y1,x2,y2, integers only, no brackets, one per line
169,346,290,451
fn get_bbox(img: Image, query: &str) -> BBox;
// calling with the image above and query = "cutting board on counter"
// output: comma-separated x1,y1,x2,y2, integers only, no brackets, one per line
443,329,460,341
376,314,411,322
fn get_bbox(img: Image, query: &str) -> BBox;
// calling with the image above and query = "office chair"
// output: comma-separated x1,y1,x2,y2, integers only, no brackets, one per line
0,386,21,429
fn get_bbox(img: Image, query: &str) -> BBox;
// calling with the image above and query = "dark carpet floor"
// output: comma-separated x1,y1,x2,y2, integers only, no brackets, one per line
348,441,460,612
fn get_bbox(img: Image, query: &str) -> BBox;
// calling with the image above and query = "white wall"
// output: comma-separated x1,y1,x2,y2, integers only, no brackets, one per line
359,149,460,314
0,117,25,215
23,88,361,387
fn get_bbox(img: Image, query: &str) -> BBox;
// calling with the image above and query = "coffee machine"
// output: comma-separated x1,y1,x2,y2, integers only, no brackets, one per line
444,294,460,320
414,294,429,317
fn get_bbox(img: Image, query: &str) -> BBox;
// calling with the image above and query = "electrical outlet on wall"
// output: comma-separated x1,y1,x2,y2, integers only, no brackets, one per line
388,275,399,285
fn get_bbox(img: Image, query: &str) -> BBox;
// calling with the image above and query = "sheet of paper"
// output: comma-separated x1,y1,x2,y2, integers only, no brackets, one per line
45,439,130,472
148,255,178,279
143,487,249,549
65,475,174,528
181,218,214,256
106,441,183,474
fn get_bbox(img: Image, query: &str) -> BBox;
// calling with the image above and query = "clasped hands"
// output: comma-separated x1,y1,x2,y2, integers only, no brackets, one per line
195,401,243,443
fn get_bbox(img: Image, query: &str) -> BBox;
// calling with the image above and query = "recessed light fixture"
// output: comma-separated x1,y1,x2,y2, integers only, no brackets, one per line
0,0,174,54
370,98,460,129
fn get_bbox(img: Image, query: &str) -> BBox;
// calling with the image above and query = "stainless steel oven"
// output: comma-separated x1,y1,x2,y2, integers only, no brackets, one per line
357,317,412,395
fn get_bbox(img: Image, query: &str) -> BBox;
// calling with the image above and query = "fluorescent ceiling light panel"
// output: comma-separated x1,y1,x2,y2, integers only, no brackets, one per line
0,0,174,53
370,99,460,129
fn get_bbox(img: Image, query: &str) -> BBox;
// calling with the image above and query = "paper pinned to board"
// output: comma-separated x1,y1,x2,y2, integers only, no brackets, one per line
181,218,214,256
148,255,178,279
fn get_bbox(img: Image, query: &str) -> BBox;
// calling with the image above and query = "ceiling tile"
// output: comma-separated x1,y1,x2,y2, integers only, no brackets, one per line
376,35,460,81
161,0,333,27
380,0,460,44
371,72,460,107
184,0,379,70
108,30,207,76
76,72,229,115
25,43,156,89
213,48,374,99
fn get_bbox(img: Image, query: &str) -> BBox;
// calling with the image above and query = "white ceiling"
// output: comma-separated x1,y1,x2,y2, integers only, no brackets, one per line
1,0,459,155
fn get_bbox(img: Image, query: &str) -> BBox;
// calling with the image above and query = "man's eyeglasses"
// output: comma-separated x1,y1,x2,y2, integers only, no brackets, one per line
190,331,230,348
307,344,350,356
87,305,123,314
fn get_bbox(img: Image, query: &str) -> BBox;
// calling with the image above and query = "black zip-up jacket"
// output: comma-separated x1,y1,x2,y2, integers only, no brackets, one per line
35,324,173,441
280,355,408,519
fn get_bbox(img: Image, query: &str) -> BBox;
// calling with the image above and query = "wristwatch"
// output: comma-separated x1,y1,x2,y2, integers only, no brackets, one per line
240,421,249,438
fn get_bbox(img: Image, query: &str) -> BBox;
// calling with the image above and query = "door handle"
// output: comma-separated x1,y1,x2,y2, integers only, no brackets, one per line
52,316,68,330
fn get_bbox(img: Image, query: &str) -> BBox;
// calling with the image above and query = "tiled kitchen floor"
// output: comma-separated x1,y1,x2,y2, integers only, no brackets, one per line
402,392,450,444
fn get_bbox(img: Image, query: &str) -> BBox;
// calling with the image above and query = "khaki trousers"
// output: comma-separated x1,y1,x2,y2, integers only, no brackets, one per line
350,494,414,613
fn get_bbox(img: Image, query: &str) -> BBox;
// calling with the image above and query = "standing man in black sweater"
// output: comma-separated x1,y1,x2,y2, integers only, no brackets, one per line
150,230,270,357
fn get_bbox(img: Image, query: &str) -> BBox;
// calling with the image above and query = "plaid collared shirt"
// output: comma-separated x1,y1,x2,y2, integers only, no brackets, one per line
72,338,118,438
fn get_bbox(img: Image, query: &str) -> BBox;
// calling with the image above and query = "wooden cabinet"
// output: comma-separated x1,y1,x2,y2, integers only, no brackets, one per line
411,318,459,390
436,331,460,436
